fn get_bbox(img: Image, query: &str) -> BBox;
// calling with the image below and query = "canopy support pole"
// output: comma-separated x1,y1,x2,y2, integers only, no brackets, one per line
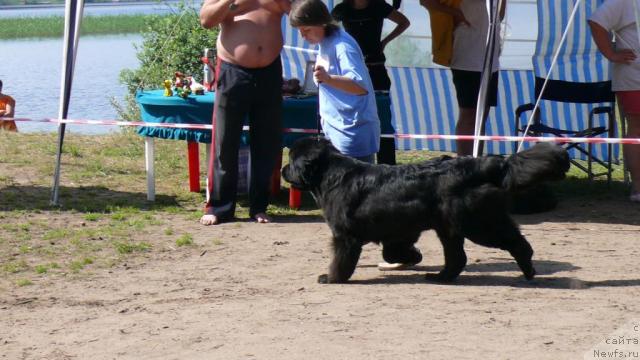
51,0,85,205
472,0,503,158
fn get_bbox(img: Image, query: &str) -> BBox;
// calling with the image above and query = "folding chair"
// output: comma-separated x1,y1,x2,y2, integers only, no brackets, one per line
514,77,616,182
513,0,618,183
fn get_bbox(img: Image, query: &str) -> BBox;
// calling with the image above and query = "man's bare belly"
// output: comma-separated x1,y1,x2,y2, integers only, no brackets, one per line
217,10,284,68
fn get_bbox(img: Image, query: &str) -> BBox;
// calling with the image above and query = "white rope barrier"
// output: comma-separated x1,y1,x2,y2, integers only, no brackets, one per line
4,117,640,144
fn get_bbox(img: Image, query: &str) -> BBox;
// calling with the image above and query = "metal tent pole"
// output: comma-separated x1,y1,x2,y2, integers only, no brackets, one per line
51,0,85,205
472,0,502,158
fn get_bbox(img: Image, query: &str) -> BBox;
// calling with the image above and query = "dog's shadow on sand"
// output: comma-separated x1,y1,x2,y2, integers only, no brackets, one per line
352,259,640,289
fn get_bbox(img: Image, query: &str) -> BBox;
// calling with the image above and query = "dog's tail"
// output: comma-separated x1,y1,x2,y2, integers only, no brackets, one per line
502,143,570,190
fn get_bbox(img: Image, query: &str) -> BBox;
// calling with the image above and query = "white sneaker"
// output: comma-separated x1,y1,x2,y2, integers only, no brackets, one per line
377,262,417,271
630,192,640,203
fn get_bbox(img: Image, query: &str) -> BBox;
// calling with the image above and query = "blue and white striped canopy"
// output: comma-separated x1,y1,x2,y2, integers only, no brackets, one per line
280,0,618,160
534,0,609,82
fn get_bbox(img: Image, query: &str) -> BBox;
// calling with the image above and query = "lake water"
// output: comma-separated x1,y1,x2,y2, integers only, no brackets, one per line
0,0,537,135
0,1,183,134
0,1,185,18
0,34,141,134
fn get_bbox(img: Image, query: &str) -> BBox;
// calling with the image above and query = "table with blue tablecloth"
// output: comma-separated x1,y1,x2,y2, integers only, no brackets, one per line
135,89,393,202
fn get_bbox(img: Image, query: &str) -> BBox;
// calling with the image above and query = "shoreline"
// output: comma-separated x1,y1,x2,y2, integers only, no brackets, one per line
14,124,123,136
0,1,178,10
0,14,157,39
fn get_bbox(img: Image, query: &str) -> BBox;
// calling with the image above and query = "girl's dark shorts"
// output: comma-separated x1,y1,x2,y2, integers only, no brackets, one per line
451,69,499,109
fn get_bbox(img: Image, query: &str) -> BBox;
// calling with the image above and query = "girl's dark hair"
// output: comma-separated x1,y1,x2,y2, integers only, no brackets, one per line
290,0,340,37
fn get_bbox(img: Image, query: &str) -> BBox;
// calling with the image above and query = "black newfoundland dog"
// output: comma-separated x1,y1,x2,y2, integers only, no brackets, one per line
282,137,570,284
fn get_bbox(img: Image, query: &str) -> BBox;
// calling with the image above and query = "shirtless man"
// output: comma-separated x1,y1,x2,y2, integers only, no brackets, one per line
200,0,290,225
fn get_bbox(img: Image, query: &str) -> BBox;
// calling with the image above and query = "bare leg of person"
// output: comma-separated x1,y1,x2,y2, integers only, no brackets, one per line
455,107,488,157
625,114,640,199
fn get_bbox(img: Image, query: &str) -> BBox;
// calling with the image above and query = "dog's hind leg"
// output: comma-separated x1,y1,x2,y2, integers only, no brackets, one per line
508,237,536,280
425,231,466,282
467,221,536,280
501,228,536,280
318,236,363,284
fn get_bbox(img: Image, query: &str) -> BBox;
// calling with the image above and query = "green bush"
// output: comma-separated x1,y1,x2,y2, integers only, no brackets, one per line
115,0,219,121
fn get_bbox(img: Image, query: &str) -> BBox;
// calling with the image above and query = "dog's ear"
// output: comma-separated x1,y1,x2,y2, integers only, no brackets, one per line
288,137,334,189
299,140,332,186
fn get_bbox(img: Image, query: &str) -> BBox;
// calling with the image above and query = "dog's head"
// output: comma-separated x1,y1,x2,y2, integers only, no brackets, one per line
282,137,339,191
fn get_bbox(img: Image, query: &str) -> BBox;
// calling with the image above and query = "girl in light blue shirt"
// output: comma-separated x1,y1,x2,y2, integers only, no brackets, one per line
290,0,380,162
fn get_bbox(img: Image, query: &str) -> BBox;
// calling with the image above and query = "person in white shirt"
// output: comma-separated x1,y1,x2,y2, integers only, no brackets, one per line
589,0,640,202
422,0,505,156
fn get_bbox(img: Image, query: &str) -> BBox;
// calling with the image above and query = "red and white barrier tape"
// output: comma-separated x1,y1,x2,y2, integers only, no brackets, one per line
8,117,214,130
394,134,640,145
3,117,640,144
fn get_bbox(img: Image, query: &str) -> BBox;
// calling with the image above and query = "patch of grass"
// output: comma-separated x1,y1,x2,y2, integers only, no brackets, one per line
3,260,28,274
2,222,33,242
69,257,94,273
110,213,127,221
1,222,30,233
100,138,144,157
64,143,82,157
267,204,299,216
114,241,152,254
43,228,73,241
163,206,188,214
17,232,32,242
108,206,142,216
0,175,13,185
164,228,174,236
176,234,194,247
34,264,48,274
19,245,32,254
69,237,103,252
84,213,102,222
184,211,204,221
125,218,150,230
16,279,33,287
212,238,223,246
396,149,450,164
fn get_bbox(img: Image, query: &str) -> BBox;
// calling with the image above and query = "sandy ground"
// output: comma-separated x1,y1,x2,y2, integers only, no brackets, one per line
1,196,640,360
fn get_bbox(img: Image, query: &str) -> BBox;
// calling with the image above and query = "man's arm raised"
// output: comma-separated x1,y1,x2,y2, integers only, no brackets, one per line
200,0,237,28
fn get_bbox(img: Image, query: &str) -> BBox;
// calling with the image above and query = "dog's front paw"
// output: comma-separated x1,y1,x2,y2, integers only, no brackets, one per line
317,274,329,284
523,267,536,281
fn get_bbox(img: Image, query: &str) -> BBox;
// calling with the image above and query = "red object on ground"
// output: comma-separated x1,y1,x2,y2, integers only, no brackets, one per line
187,141,200,192
289,188,302,209
271,153,282,195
